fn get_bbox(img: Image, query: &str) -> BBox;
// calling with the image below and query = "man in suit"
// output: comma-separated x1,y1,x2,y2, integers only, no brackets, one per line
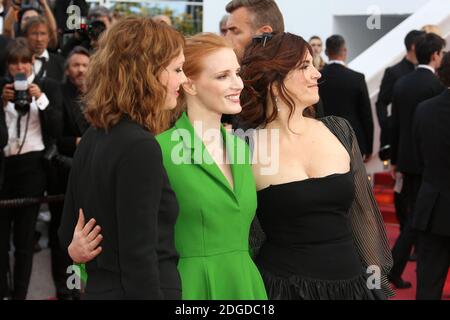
48,46,90,300
319,35,373,159
376,30,425,159
24,15,64,82
376,30,425,262
389,32,446,289
57,46,90,158
0,38,62,299
413,52,450,300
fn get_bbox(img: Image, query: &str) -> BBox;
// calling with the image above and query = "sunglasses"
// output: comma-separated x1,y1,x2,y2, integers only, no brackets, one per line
252,33,274,47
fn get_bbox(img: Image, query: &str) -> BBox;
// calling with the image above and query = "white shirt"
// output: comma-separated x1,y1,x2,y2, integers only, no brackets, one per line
4,74,50,157
417,64,435,74
327,60,346,66
33,50,50,78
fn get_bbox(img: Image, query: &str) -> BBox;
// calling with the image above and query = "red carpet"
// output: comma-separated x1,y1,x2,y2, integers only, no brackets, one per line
374,172,450,300
385,224,450,300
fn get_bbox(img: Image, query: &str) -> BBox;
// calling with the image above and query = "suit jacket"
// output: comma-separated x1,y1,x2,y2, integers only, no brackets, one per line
319,63,374,155
58,117,181,299
390,68,445,174
413,89,450,236
57,80,89,157
376,58,415,146
36,53,65,83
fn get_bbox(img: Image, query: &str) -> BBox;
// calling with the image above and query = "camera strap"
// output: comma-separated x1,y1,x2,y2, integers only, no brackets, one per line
15,111,31,155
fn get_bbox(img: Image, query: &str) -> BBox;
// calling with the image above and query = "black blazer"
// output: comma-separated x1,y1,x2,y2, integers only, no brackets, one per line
413,89,450,236
319,63,374,155
57,81,89,157
376,58,415,146
0,76,63,151
58,117,181,299
390,68,445,174
36,53,65,82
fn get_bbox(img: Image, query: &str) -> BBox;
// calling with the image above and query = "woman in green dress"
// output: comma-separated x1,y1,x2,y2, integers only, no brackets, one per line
65,33,267,300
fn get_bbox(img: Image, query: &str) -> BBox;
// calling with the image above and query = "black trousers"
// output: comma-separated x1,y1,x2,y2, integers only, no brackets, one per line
416,232,450,300
0,151,46,300
46,163,73,295
390,173,421,279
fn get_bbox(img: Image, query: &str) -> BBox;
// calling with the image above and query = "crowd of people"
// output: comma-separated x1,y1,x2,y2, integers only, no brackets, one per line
0,0,449,301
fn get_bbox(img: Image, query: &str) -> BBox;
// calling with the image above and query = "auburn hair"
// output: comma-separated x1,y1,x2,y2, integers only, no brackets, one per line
83,16,185,133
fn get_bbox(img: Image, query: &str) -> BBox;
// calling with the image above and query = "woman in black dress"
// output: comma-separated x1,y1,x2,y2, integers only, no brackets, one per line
240,32,394,299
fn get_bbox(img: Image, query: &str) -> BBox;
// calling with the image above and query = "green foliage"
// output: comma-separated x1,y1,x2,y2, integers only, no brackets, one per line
111,2,203,35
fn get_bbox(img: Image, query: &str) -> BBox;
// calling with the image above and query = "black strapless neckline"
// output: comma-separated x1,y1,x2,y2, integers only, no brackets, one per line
258,170,352,193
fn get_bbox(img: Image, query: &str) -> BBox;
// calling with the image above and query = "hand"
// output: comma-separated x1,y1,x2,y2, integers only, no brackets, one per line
28,84,42,99
76,137,82,146
68,209,103,264
2,84,15,106
390,164,397,180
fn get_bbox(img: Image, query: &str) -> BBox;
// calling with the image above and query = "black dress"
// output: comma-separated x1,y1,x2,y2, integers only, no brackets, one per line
250,116,394,300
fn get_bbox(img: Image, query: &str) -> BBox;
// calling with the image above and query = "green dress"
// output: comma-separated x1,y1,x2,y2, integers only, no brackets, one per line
156,112,267,300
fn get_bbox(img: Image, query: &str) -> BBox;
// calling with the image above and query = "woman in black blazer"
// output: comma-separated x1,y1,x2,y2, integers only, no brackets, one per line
58,17,187,299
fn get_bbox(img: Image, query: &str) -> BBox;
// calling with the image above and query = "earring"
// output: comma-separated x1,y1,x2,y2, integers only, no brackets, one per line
275,96,280,111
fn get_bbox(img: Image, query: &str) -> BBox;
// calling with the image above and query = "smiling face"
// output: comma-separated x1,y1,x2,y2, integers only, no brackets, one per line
186,47,243,116
158,51,187,110
283,51,322,107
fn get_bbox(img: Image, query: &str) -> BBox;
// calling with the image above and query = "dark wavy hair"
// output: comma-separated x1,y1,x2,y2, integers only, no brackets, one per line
438,51,450,87
239,32,315,129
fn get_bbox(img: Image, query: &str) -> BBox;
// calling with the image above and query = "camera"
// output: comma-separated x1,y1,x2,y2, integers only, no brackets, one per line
13,73,31,116
13,0,40,10
78,17,107,42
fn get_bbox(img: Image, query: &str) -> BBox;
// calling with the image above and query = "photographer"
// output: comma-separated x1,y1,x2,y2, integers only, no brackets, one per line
0,38,61,300
2,0,58,50
61,5,112,56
